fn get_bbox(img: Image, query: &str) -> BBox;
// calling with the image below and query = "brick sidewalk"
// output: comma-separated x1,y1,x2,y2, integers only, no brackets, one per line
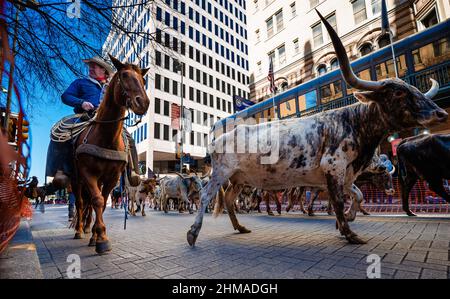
29,205,450,279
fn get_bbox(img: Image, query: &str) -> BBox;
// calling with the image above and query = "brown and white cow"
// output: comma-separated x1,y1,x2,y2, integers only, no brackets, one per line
186,10,447,246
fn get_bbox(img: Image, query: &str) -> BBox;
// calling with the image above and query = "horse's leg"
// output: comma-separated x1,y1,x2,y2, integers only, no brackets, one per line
82,176,111,254
73,183,84,239
224,183,250,233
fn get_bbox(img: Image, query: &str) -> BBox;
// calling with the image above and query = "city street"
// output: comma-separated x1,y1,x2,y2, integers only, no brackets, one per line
30,205,450,279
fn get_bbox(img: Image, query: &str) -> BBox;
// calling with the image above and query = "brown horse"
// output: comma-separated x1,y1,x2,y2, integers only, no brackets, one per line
72,55,149,254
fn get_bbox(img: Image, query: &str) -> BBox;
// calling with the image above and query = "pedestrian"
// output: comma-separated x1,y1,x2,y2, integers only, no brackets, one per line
67,184,75,222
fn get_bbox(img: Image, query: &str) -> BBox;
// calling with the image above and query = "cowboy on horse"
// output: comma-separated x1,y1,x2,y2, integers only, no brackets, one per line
46,56,141,188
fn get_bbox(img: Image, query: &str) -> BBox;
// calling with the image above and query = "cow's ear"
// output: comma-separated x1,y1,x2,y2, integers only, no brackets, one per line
354,91,379,104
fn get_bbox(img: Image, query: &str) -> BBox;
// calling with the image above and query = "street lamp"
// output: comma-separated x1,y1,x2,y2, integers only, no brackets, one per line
175,60,184,173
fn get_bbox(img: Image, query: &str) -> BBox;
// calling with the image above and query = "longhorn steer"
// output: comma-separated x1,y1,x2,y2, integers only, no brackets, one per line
397,133,450,216
186,10,447,246
160,174,203,214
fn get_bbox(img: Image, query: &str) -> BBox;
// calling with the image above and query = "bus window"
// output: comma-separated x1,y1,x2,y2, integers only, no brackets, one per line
347,68,371,94
214,125,223,139
279,97,297,118
263,107,275,121
375,55,407,79
320,80,343,104
298,90,317,112
412,37,450,71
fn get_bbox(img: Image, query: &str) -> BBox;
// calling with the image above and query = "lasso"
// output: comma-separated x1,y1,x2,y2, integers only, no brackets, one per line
50,114,94,143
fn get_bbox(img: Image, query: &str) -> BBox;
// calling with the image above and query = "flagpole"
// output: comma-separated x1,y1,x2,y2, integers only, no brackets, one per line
382,0,398,78
271,89,277,120
388,31,399,78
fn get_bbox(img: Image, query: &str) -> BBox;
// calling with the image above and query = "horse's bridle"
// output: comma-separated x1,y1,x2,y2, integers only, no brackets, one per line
92,70,144,127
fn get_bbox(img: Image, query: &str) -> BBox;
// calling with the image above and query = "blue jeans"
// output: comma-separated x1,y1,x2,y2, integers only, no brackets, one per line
68,192,75,218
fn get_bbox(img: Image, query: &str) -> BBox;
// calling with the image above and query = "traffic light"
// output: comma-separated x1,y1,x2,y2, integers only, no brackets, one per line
7,117,17,143
20,118,29,140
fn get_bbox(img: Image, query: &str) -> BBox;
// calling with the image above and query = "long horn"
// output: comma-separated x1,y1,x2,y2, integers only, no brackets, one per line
316,9,383,91
424,78,439,98
389,165,396,175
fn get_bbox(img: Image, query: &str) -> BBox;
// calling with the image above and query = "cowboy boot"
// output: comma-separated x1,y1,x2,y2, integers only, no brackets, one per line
53,170,69,189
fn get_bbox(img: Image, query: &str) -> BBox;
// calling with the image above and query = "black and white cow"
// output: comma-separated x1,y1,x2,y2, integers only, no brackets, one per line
397,133,450,216
186,10,447,246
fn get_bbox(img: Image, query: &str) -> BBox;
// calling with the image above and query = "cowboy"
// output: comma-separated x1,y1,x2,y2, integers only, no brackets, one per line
47,56,140,188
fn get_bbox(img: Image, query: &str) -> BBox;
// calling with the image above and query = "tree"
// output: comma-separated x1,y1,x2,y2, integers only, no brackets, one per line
0,0,172,112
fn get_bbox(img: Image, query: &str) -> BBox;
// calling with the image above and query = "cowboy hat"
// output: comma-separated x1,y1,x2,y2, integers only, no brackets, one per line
82,56,114,75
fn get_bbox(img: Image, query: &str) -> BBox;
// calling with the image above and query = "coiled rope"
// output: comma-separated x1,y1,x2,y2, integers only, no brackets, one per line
50,114,94,143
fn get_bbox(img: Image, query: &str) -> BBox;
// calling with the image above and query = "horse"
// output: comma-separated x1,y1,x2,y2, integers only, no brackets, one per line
71,54,149,254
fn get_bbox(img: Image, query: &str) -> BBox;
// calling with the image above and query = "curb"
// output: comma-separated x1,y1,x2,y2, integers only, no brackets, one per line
0,219,43,279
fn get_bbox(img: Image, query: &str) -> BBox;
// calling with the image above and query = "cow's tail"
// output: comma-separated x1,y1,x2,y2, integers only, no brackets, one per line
212,187,225,218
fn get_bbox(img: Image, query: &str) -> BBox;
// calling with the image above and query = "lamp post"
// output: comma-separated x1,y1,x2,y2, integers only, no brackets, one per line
175,61,184,173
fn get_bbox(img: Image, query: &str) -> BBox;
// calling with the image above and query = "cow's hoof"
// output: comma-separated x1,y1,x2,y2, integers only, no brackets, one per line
301,209,307,214
346,234,366,244
286,208,290,213
362,211,370,216
88,238,96,247
74,232,82,239
142,212,146,217
237,226,251,234
84,228,91,234
406,211,416,216
308,211,315,216
267,211,274,216
95,240,112,254
189,210,194,214
187,231,198,247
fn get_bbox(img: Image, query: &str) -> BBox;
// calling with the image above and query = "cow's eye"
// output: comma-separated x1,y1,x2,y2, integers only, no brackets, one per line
394,90,404,97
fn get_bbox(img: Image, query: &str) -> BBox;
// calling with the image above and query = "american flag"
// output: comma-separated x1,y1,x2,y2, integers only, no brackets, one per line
267,57,277,93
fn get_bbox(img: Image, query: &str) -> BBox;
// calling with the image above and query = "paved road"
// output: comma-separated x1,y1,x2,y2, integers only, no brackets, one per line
30,205,450,279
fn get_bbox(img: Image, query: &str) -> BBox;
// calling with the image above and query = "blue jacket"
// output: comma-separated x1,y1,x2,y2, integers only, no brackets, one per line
61,77,105,114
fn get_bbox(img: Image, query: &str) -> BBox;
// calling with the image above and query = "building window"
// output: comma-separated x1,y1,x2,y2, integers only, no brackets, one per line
360,43,373,56
312,22,323,47
420,8,439,29
317,64,327,75
352,0,367,25
155,98,161,114
163,125,169,141
330,58,339,70
164,77,170,93
371,0,381,15
275,10,283,31
163,100,170,116
293,38,299,54
378,34,390,48
266,17,274,38
278,44,286,65
155,50,161,66
154,123,160,139
309,0,319,8
290,2,296,18
257,61,262,73
190,131,194,145
155,74,161,89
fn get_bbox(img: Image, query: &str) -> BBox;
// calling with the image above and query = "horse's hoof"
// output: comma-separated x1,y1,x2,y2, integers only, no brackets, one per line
88,238,96,247
189,210,194,214
237,226,251,234
362,212,370,216
95,240,112,254
308,212,315,216
346,234,366,244
406,211,416,216
84,228,91,234
267,211,274,216
74,232,82,239
187,231,198,247
142,213,146,217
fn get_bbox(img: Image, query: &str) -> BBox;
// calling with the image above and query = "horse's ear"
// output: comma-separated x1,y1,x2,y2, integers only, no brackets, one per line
141,67,150,77
108,53,125,71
